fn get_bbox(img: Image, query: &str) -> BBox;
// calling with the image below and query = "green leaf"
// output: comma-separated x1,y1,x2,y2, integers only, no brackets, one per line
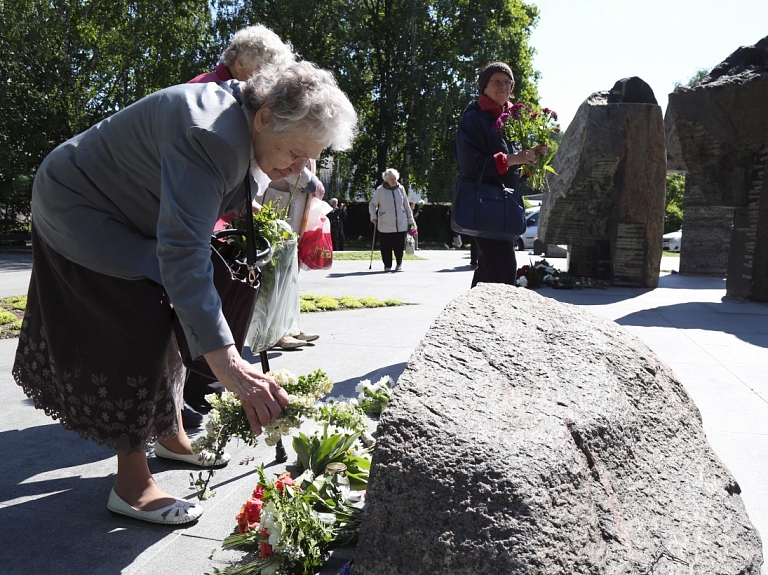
293,432,312,472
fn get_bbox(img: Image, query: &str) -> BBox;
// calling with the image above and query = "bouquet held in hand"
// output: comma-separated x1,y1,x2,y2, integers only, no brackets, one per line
496,104,560,191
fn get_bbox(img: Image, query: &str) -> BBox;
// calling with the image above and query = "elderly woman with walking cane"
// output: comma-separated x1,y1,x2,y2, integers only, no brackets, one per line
369,168,416,272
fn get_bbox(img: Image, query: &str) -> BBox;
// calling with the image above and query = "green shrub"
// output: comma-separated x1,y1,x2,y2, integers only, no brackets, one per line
357,297,385,308
315,296,339,311
0,311,18,325
300,299,317,312
339,296,363,309
4,295,26,310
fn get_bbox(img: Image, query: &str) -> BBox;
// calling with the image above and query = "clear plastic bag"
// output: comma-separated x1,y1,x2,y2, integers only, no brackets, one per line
247,221,300,353
405,235,415,255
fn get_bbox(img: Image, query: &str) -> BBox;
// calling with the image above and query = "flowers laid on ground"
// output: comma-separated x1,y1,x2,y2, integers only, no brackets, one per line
354,376,393,416
516,259,609,290
495,104,560,191
216,468,338,575
190,369,334,499
213,375,392,575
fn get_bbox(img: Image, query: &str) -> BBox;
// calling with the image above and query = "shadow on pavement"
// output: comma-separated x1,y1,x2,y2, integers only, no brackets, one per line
0,424,174,575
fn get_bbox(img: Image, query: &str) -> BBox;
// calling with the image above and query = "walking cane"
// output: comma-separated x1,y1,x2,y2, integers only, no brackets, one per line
368,223,377,270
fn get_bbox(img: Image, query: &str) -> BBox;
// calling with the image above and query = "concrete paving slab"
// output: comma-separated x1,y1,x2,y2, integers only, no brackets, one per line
1,248,766,573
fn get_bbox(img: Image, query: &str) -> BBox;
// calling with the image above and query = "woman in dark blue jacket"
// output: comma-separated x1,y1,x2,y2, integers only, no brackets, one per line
455,61,544,287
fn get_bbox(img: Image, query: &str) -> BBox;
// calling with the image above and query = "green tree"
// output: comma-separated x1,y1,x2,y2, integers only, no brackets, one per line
665,173,685,233
674,67,710,88
211,0,540,202
0,0,212,233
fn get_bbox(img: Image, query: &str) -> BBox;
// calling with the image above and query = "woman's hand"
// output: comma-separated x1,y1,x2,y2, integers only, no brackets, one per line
313,181,326,200
204,345,290,435
507,149,538,166
532,144,549,157
371,218,377,226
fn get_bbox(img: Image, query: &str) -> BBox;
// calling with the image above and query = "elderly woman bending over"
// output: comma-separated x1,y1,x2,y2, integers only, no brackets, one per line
14,61,357,524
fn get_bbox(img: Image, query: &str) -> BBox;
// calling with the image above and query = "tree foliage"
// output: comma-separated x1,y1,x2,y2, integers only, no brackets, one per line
210,0,540,202
665,173,685,233
0,0,543,233
674,67,710,88
0,0,212,233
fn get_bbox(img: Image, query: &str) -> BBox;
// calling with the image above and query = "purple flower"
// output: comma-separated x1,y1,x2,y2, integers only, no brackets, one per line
339,563,354,575
510,103,528,120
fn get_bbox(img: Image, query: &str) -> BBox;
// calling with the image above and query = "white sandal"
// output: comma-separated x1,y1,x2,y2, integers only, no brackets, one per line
275,336,306,350
107,489,203,525
154,442,230,467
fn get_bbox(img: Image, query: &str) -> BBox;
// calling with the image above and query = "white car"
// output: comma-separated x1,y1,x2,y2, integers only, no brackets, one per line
516,209,539,251
662,229,682,252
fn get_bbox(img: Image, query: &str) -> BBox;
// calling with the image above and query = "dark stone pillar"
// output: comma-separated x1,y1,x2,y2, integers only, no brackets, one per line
665,36,768,301
540,77,666,288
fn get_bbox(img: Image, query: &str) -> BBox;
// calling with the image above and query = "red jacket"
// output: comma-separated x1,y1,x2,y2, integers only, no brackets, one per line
187,63,233,84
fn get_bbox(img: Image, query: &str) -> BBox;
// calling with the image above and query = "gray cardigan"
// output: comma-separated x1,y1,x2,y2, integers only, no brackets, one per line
32,80,254,359
368,183,415,233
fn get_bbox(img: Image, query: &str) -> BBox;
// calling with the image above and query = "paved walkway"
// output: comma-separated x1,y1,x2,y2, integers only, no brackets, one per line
0,248,765,574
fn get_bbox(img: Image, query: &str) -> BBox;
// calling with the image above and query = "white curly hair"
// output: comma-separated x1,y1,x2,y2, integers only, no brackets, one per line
241,60,357,151
220,24,295,72
382,168,400,182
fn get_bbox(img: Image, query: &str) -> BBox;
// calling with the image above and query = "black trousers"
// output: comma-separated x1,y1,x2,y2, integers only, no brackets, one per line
378,230,406,269
466,235,478,265
471,236,517,287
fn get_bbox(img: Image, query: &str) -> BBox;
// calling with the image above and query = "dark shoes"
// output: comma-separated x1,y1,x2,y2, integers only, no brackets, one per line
181,402,203,429
184,378,225,414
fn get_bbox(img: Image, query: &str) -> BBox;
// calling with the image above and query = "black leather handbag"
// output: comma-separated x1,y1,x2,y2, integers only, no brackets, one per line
451,164,527,241
173,175,271,379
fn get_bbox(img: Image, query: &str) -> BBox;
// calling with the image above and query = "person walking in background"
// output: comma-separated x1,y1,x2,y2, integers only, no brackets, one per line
455,61,545,287
408,200,420,250
13,61,357,525
445,207,460,249
260,158,322,351
328,198,346,251
369,168,415,272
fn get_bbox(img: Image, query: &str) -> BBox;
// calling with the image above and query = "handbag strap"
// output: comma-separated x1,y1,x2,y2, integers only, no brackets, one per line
243,173,257,283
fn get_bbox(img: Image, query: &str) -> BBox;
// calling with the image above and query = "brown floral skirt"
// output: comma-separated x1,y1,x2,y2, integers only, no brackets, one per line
13,230,185,454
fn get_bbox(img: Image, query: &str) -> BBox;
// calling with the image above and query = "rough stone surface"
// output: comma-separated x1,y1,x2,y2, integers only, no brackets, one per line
532,239,567,258
607,77,658,105
676,177,733,275
539,78,666,288
354,285,763,575
664,36,768,299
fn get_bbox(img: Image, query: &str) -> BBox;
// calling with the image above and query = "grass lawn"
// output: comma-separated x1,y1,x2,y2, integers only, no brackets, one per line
332,251,426,261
